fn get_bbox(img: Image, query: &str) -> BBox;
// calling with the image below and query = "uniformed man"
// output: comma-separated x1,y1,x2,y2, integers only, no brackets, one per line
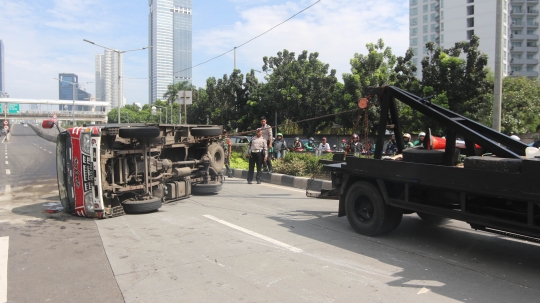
260,117,273,173
220,130,233,178
247,128,268,184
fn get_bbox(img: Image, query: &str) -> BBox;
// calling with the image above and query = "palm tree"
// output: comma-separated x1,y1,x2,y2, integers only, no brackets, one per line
163,81,191,105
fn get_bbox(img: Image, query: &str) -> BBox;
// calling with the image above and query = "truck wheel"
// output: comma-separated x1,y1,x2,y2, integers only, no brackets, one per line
192,183,222,195
123,198,162,214
417,212,450,225
191,127,222,137
207,143,225,172
345,181,402,236
119,126,160,139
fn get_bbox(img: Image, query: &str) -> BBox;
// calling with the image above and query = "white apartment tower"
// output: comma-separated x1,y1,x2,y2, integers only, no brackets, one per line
95,50,124,110
509,1,540,78
148,0,193,104
409,0,514,78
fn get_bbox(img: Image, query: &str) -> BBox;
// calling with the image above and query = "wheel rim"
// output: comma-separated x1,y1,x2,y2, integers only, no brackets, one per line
353,195,374,222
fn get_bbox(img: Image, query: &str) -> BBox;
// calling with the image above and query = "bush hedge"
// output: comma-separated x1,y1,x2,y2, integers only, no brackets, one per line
229,151,332,177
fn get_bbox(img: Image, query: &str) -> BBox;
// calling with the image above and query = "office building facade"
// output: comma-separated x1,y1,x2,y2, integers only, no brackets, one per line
409,0,517,78
0,40,5,94
509,1,540,78
94,50,124,110
58,73,92,111
148,0,192,103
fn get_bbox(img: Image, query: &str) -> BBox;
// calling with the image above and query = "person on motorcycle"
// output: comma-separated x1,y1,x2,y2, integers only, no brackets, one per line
403,133,414,149
316,137,331,156
291,137,303,151
273,133,288,159
304,137,316,152
340,139,347,151
414,132,426,147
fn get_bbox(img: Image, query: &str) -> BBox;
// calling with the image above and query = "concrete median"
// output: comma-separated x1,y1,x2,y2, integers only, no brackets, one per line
231,168,332,192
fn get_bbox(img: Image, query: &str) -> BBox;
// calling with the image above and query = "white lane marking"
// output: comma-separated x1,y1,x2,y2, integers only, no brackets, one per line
417,287,430,294
4,185,10,193
0,237,9,302
5,170,9,175
49,151,52,154
204,214,303,253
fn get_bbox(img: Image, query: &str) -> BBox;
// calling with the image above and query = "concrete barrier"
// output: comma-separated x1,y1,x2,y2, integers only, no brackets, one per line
231,168,332,191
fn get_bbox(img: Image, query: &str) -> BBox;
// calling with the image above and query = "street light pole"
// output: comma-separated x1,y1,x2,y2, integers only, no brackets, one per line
83,39,152,124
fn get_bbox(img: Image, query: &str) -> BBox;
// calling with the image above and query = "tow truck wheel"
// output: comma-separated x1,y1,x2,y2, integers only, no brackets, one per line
417,212,450,225
345,181,402,236
123,198,162,214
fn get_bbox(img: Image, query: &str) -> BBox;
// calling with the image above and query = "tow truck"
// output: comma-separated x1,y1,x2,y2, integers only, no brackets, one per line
318,86,540,242
43,122,225,218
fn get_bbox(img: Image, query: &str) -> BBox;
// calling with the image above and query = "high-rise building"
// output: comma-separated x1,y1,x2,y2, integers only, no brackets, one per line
58,73,92,111
148,0,192,104
409,0,516,78
94,50,124,110
0,40,5,94
509,1,540,78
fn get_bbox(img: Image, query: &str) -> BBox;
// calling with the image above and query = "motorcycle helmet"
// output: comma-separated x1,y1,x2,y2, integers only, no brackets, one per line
403,133,412,139
309,137,314,141
277,133,283,137
294,137,299,141
322,137,327,140
418,132,426,137
342,139,347,143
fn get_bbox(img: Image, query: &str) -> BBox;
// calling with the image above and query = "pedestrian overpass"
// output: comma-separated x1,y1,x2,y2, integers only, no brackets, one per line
0,98,110,123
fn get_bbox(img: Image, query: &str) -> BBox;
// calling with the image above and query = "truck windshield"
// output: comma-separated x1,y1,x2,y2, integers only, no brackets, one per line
56,132,70,210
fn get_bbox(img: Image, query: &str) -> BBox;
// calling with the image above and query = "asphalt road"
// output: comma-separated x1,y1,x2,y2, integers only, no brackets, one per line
1,125,540,302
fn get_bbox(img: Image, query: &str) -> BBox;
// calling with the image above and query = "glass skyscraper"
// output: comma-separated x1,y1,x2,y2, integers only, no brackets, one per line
148,0,192,103
58,73,92,111
0,40,5,94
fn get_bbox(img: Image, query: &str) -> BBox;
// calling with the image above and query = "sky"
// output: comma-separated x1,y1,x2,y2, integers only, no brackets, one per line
0,0,410,105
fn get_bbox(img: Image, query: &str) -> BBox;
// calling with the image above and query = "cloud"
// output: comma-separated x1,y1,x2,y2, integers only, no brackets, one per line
192,0,409,86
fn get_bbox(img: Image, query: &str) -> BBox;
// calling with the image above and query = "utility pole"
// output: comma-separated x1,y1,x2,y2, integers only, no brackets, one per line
492,0,503,132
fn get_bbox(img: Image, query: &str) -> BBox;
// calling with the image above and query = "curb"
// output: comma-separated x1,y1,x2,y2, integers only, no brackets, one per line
230,169,332,192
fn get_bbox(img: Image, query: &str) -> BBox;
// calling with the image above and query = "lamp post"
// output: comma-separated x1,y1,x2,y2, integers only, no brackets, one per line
83,39,152,124
152,106,167,124
54,78,92,127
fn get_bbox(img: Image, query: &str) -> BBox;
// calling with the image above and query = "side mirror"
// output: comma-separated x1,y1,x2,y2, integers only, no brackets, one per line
42,119,56,129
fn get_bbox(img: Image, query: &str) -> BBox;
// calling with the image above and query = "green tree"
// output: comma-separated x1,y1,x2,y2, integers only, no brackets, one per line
498,76,540,134
262,49,338,135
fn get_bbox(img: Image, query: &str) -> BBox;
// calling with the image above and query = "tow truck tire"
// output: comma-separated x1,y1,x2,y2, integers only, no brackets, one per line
417,212,450,225
345,181,403,236
192,183,222,194
191,127,222,137
207,143,225,172
119,126,160,139
123,198,162,214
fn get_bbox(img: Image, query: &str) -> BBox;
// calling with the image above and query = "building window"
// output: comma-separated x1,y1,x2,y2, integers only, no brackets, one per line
467,30,474,40
431,3,437,11
430,34,436,42
413,48,418,55
512,6,522,13
441,0,444,8
410,38,418,46
412,58,418,66
423,4,428,13
467,0,473,3
441,23,444,31
411,18,418,26
423,15,428,22
527,53,535,59
431,13,438,21
423,46,428,54
527,6,536,14
511,66,522,72
527,41,537,46
504,64,507,73
423,35,428,43
423,25,428,33
512,53,522,59
527,29,536,34
511,41,522,47
410,7,418,16
513,30,522,35
467,5,474,16
410,28,418,36
467,18,474,27
527,18,537,26
441,11,444,20
513,18,522,25
431,24,437,32
441,34,444,43
527,65,535,72
410,0,418,5
504,51,507,60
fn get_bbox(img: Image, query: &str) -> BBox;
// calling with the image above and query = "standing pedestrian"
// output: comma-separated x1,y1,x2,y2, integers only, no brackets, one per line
260,117,273,173
220,129,233,178
246,128,268,184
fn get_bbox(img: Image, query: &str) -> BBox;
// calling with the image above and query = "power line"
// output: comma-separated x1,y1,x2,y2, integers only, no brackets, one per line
174,0,322,75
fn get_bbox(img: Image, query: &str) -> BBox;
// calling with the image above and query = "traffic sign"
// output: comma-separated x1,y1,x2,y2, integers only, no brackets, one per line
7,104,20,114
4,126,8,130
53,114,57,119
3,121,7,125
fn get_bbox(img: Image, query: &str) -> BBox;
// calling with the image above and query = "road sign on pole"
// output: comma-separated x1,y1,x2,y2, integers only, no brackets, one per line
53,114,57,119
4,126,8,130
3,121,7,125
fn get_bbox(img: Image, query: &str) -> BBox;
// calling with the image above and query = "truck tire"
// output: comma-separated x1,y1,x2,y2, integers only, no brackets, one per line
123,198,162,214
192,183,222,195
417,212,450,225
191,127,222,137
403,147,460,165
119,126,160,139
345,181,402,236
207,143,225,172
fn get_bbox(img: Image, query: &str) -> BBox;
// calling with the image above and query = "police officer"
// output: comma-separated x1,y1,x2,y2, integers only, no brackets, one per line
260,116,273,173
247,128,268,184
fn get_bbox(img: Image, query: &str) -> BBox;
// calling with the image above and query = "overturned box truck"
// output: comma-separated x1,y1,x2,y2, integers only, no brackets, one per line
43,122,225,218
317,86,540,243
